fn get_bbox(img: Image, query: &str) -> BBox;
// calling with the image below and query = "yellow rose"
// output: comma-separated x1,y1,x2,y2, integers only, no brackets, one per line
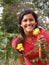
33,28,40,35
16,43,24,51
19,47,24,51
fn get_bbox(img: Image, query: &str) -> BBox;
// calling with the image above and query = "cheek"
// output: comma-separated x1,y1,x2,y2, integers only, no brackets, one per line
34,22,37,26
32,22,37,28
32,22,36,26
20,24,26,29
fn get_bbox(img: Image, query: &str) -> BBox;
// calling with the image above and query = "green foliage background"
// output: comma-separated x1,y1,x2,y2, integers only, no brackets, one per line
0,0,49,65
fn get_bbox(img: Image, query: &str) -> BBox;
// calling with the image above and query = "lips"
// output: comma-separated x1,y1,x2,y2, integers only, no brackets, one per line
25,25,34,31
27,26,33,29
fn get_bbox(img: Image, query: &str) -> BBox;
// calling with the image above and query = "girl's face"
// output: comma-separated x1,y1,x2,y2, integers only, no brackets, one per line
20,14,37,35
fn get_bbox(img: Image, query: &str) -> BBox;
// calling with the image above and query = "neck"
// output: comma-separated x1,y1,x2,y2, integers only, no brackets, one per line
25,34,33,40
25,32,33,37
25,35,33,44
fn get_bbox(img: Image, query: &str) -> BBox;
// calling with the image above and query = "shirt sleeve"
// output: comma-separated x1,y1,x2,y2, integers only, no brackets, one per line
12,37,20,49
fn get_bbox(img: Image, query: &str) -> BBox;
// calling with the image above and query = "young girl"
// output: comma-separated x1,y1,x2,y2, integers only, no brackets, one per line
12,9,49,65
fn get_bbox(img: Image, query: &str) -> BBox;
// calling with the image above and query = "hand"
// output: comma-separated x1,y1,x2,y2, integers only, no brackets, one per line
37,34,46,42
37,35,46,58
17,55,24,65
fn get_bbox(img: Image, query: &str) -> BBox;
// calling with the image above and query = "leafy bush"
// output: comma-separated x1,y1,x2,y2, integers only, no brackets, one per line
0,31,21,65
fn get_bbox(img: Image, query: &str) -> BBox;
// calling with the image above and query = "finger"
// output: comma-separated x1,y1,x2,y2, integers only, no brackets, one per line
38,35,46,42
38,35,45,39
40,38,46,42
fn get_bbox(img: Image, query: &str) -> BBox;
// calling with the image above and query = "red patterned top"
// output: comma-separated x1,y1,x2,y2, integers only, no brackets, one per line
12,29,49,65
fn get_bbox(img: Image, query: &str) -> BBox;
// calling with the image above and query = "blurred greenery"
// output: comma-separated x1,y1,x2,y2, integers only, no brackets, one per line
0,0,49,65
0,31,21,65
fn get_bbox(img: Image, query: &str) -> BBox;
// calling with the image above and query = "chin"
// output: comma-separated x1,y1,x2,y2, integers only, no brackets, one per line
27,30,33,33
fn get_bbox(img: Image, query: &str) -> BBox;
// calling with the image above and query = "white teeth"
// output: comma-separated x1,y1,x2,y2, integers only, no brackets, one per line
27,26,32,28
27,27,32,29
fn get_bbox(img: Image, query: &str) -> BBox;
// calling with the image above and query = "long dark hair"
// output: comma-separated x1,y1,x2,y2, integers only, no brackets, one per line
18,9,38,37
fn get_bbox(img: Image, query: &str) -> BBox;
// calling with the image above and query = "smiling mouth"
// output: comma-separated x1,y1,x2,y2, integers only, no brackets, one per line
26,25,33,28
27,27,32,29
26,26,33,30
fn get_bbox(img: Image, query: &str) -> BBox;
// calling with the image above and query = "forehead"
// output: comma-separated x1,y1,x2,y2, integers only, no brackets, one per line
22,14,34,19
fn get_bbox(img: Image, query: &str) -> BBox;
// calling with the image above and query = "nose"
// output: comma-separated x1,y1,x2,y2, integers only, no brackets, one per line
27,20,30,25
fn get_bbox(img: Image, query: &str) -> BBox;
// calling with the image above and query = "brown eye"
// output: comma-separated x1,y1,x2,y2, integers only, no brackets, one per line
29,18,33,21
23,19,27,22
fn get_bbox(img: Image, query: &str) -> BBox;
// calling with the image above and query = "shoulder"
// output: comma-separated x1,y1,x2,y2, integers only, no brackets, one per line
40,29,49,35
